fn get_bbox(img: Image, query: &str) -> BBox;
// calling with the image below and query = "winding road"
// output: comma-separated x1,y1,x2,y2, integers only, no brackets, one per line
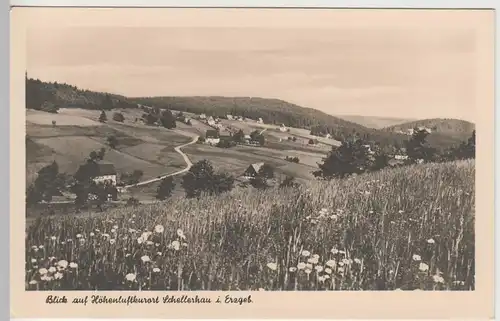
124,134,199,188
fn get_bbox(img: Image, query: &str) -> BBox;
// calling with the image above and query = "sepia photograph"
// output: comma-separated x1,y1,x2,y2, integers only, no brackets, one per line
10,5,495,319
23,8,479,292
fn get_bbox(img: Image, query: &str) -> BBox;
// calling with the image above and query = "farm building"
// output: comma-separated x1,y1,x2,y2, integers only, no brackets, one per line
92,162,117,186
394,154,409,160
243,162,264,178
205,130,220,145
226,114,234,120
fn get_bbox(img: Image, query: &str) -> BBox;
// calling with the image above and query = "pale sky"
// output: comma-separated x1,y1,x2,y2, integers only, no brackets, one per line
25,10,484,121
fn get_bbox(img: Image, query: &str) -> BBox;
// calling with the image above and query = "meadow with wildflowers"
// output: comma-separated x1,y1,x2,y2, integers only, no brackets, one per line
25,160,474,291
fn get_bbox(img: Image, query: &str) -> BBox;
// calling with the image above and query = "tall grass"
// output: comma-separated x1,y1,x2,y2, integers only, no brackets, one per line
25,160,475,291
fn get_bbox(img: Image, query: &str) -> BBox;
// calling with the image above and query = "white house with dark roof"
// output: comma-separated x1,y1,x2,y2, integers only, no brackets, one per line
205,129,220,145
92,162,117,186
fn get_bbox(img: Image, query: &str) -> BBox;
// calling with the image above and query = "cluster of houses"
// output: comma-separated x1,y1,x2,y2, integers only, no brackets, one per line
203,129,261,147
395,126,433,136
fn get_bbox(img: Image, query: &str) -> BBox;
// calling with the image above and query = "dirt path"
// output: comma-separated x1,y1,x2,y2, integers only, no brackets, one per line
124,134,199,188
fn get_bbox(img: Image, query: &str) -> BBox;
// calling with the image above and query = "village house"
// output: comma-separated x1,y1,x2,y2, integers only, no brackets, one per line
207,116,216,126
243,162,264,179
257,118,264,124
199,113,207,120
205,130,220,146
325,133,332,139
394,154,409,160
226,114,233,120
418,126,432,133
92,162,117,186
279,124,288,132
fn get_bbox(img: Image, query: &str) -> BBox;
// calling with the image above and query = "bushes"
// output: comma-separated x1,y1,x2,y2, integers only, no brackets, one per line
181,160,235,198
112,112,125,122
156,177,175,200
120,170,144,185
285,156,300,163
314,139,385,179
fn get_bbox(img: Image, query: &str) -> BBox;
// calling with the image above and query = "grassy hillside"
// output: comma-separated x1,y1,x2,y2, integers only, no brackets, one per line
383,118,475,140
26,109,191,186
335,115,417,129
26,160,474,291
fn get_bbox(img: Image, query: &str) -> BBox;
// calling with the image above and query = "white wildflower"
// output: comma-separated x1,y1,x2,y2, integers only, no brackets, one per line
325,260,336,268
125,273,137,282
266,262,277,271
419,263,429,272
57,260,68,269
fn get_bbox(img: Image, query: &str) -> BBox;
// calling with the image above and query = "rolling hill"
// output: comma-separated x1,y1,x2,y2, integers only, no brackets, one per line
26,77,468,151
335,115,417,129
383,118,475,141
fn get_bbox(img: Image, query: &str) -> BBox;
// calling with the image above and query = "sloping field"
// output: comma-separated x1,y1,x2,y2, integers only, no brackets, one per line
234,145,323,168
120,143,186,170
184,144,316,180
26,123,126,139
26,109,103,127
32,136,167,179
107,122,192,146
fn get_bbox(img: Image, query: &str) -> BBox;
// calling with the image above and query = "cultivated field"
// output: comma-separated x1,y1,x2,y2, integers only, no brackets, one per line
183,143,317,181
25,160,474,291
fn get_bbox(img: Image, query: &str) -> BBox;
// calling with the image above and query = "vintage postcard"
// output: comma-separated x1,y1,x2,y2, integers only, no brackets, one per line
11,6,494,319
